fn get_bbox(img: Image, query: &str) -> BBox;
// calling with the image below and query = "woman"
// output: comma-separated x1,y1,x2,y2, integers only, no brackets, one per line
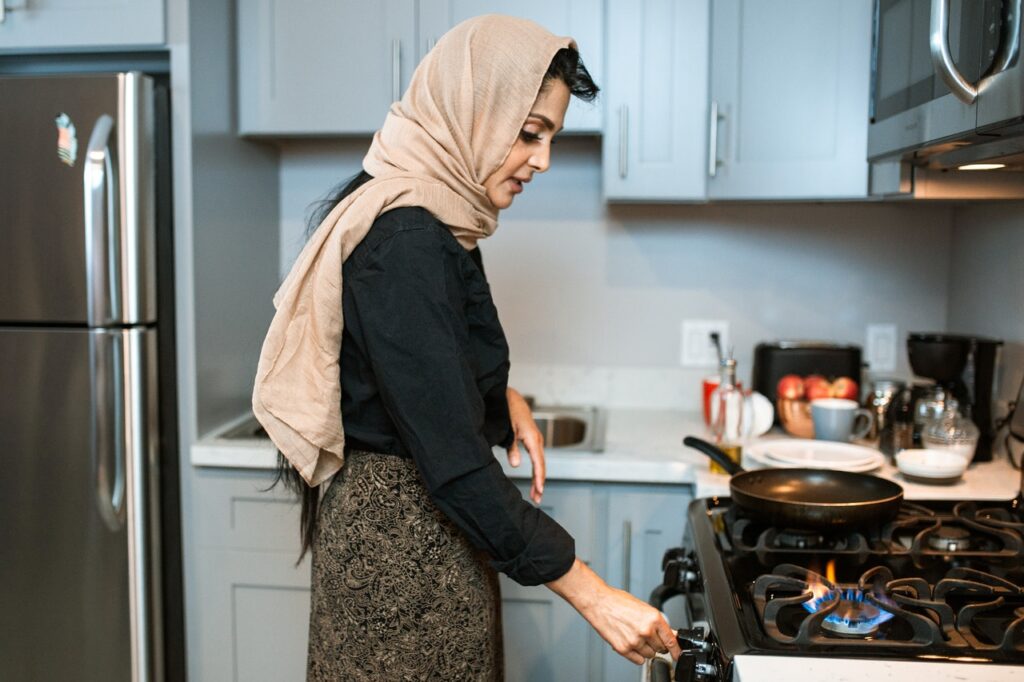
254,14,681,680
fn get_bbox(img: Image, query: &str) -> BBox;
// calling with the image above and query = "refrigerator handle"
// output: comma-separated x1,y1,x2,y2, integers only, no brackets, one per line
89,331,126,531
90,329,162,681
84,113,121,327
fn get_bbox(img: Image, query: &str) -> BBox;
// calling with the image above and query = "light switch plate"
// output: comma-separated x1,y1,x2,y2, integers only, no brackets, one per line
866,323,898,372
681,319,730,367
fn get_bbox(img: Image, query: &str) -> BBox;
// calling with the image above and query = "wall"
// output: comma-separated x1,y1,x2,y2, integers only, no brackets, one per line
948,202,1024,405
279,138,955,409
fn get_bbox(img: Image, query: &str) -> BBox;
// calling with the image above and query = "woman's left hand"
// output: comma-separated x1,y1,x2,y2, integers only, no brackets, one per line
505,387,545,503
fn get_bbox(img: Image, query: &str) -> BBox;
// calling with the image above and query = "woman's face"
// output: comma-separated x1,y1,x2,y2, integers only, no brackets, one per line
483,80,571,210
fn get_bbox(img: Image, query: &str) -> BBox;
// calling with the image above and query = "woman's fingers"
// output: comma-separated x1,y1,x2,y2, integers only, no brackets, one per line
522,431,546,503
657,622,682,660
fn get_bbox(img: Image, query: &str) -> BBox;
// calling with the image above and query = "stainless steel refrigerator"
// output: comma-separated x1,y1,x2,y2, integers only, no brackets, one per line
0,71,182,682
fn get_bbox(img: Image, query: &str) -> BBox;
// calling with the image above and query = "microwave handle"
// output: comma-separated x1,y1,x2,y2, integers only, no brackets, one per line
930,0,979,104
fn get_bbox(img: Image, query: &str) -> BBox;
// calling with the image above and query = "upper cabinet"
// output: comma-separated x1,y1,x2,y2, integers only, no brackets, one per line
418,0,603,133
0,0,164,50
707,0,873,199
602,0,710,201
237,0,603,136
604,0,873,201
237,0,416,136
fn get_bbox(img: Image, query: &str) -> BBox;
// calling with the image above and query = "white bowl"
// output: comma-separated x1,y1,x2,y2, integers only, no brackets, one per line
895,448,968,484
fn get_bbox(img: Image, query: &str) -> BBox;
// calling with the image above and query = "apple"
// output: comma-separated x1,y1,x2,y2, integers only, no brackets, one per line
777,374,805,400
803,374,833,401
831,376,859,400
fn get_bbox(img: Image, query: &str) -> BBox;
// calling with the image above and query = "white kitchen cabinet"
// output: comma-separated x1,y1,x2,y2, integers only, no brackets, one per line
0,0,163,50
190,468,311,682
236,0,416,135
189,468,690,681
602,0,711,201
237,0,600,136
503,481,596,681
418,0,604,133
601,486,693,681
707,0,873,199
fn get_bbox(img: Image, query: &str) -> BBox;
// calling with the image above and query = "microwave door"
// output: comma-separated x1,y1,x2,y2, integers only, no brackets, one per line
976,0,1024,129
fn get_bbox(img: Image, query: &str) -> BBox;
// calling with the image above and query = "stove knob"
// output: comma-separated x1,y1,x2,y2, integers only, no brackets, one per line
663,551,700,591
674,628,719,682
661,547,689,571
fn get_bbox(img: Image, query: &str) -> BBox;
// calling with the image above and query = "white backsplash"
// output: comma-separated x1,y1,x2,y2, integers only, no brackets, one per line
278,137,965,410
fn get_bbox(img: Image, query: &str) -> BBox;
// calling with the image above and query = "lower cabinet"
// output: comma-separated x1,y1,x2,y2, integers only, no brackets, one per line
189,468,691,681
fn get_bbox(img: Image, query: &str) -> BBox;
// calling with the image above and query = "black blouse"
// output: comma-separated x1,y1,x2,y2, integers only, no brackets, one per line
338,206,575,586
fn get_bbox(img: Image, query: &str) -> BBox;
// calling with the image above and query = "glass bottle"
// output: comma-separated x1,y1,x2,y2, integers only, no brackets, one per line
709,357,743,474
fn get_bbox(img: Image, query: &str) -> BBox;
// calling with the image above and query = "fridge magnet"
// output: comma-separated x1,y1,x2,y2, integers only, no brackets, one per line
54,112,78,167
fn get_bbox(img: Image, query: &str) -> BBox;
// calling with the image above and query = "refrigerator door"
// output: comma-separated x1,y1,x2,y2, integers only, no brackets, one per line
0,326,161,682
0,73,156,326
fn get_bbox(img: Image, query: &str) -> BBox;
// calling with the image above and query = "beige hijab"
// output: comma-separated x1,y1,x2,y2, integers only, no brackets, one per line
252,15,575,486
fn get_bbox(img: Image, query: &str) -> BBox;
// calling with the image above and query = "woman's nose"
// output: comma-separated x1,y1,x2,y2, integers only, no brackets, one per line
529,144,551,173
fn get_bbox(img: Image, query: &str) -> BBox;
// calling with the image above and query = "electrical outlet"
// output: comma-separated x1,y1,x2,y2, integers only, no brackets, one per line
681,320,730,367
866,323,898,372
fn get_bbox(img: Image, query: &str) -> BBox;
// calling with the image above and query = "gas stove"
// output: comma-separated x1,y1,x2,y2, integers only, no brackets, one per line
651,497,1024,681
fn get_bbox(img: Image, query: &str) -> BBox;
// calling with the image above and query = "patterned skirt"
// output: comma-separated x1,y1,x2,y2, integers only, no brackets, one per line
306,450,504,681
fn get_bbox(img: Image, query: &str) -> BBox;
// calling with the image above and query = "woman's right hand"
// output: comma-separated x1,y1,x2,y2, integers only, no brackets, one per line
546,559,681,665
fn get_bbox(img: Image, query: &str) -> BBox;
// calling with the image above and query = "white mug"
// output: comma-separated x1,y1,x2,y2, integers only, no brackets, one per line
811,398,872,442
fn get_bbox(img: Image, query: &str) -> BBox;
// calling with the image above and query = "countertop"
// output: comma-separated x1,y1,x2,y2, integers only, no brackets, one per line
191,409,1023,500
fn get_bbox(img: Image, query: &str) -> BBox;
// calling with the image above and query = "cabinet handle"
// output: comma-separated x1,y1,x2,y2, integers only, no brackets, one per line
618,105,629,179
0,0,25,24
708,100,722,178
426,37,437,60
392,39,402,102
622,521,632,591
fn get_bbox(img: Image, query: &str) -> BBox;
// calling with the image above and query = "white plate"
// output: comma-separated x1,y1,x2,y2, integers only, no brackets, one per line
744,439,885,472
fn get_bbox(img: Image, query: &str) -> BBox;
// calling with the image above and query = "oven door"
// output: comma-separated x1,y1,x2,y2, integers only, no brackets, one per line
868,0,1006,159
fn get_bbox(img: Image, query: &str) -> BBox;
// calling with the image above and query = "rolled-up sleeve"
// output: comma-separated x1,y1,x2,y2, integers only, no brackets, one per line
346,227,575,586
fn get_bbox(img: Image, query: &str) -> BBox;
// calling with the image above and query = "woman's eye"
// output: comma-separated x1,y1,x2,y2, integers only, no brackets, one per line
519,130,542,142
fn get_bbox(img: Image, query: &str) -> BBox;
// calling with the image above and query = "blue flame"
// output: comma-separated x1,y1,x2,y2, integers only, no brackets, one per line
802,588,895,633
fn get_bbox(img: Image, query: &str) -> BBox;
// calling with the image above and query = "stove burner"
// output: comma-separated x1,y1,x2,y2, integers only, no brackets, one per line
926,526,971,552
777,529,825,550
802,587,894,637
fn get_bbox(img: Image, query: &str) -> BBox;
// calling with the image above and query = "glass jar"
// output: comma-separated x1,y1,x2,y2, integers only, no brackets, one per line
921,399,980,462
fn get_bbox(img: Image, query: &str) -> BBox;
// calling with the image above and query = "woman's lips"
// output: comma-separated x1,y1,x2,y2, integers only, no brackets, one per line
509,178,523,194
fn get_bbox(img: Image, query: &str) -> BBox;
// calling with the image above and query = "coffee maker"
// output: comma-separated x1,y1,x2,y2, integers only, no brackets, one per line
907,333,1002,461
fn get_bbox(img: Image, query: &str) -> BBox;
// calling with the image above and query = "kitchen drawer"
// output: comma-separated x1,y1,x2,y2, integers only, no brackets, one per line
191,467,303,553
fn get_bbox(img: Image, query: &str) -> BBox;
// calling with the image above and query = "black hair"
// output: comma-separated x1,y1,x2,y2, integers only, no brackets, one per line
268,48,600,566
542,46,599,101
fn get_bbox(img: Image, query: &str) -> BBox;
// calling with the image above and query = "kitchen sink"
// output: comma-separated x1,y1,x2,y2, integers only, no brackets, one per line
217,404,606,452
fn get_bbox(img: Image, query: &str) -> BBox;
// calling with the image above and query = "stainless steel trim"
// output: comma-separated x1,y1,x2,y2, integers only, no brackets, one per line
84,114,119,327
623,521,632,590
118,73,158,326
123,328,161,682
930,0,979,104
392,39,401,102
708,100,720,178
89,332,127,532
0,3,5,23
618,105,628,179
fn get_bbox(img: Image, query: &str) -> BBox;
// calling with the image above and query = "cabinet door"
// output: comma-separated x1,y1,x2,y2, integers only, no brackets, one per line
192,548,311,682
0,0,163,50
237,0,416,135
500,481,596,682
707,0,872,199
602,486,692,682
602,0,710,200
418,0,603,133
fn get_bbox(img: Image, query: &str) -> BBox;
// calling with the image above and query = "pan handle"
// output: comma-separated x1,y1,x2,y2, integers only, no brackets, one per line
682,436,745,476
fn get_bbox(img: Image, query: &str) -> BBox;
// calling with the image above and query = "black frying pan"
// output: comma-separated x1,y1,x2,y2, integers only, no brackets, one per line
683,436,904,530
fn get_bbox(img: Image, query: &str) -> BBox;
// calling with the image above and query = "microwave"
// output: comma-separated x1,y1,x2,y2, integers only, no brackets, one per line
868,0,1024,197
